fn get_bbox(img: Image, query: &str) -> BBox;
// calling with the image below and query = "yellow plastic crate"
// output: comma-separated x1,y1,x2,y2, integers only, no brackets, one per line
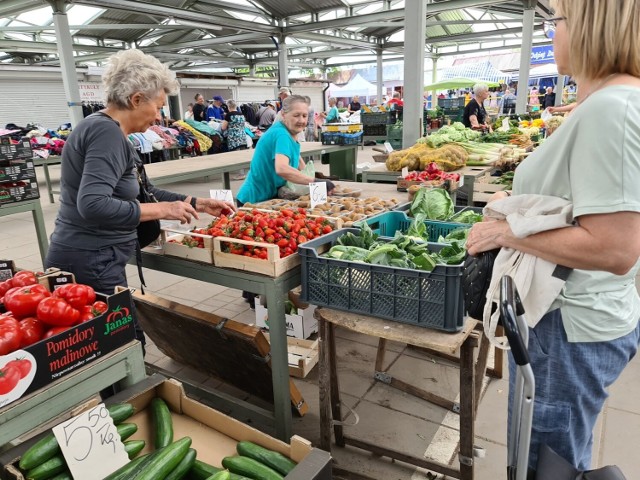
321,123,363,133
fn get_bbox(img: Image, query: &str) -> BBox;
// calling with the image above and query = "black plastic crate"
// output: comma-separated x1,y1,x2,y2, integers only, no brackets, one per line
299,228,465,332
363,124,387,136
361,112,388,125
437,97,466,108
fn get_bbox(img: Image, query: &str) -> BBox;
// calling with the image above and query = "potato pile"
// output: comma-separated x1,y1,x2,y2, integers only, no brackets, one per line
244,195,401,227
386,143,468,172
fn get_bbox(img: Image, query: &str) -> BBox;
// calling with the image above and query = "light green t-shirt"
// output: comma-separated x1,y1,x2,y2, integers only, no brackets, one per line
513,85,640,342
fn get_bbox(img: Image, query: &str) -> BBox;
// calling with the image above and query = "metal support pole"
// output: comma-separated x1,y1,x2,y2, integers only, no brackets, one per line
50,1,84,128
402,0,427,147
431,56,439,110
515,5,535,115
376,47,383,105
555,74,566,106
278,32,289,88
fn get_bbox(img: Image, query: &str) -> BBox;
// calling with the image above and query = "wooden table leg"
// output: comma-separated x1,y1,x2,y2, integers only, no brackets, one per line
318,318,332,452
328,322,345,447
459,334,477,480
474,330,491,412
374,338,387,372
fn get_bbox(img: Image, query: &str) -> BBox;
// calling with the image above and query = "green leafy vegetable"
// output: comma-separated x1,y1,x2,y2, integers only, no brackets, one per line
337,223,378,249
449,210,484,225
405,214,430,241
326,245,370,262
410,188,454,220
436,242,466,265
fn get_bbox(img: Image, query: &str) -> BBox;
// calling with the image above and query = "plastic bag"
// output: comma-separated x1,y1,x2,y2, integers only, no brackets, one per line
283,161,315,196
541,108,553,123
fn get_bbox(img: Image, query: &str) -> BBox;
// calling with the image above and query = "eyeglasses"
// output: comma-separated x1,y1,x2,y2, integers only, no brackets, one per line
543,16,566,39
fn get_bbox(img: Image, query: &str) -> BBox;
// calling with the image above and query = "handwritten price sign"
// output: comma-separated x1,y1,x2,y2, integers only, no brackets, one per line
209,189,234,203
309,182,327,209
53,403,129,480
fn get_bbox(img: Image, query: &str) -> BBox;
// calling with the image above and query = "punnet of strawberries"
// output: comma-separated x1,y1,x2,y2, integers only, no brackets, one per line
169,208,334,259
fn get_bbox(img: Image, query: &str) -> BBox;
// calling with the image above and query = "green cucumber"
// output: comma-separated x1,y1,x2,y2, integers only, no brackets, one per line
221,456,284,480
124,440,146,459
48,471,73,480
236,441,297,476
107,403,135,424
132,437,192,480
164,448,197,480
24,455,66,480
189,459,223,479
103,452,152,480
151,397,174,449
19,403,134,471
116,422,138,441
205,472,253,480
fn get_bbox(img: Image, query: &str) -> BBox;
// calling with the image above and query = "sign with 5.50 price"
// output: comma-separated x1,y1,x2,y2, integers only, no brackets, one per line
53,403,129,480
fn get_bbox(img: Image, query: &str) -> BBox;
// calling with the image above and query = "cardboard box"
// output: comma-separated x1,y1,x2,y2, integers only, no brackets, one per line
0,289,136,410
0,179,40,206
0,260,15,282
1,376,332,480
0,138,33,166
255,296,317,339
0,162,36,183
36,268,76,291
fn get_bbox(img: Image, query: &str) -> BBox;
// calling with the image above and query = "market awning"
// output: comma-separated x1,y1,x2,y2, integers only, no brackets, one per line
423,77,501,91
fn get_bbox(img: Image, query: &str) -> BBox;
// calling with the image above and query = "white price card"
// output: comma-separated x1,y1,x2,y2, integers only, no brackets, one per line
53,403,129,480
384,141,394,153
209,189,234,203
401,167,409,179
309,182,328,209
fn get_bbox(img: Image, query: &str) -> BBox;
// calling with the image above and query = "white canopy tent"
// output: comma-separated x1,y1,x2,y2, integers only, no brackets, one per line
329,73,378,103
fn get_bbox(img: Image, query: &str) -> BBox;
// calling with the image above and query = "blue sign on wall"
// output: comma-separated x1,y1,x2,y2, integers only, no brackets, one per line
531,45,555,64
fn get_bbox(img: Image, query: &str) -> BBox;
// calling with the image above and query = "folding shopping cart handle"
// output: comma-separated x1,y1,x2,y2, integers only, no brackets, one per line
500,275,529,366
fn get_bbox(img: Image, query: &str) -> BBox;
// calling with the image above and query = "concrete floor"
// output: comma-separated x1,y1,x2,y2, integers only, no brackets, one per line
2,145,639,479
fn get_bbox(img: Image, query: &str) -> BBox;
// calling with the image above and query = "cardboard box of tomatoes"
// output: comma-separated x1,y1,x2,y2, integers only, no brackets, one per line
0,271,135,410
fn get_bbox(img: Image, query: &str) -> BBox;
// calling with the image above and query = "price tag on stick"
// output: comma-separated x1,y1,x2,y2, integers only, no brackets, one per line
309,182,328,209
53,403,129,480
209,189,234,203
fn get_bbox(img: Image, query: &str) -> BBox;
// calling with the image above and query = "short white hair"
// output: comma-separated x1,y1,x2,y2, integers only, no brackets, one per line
473,83,489,96
103,49,179,109
227,99,237,110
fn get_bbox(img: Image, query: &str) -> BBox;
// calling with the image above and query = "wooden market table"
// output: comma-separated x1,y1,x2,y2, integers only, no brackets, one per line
316,309,490,480
0,341,145,447
0,199,48,263
144,142,359,189
361,164,494,205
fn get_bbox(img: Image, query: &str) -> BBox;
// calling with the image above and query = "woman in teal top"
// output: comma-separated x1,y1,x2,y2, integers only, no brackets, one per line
237,95,335,205
467,1,640,471
322,97,340,123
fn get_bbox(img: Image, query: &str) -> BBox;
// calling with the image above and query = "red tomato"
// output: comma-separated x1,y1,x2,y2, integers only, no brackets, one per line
4,359,31,379
43,326,70,339
0,280,12,300
0,316,23,356
18,317,44,348
36,297,80,327
79,306,95,323
52,283,96,310
3,284,51,319
0,365,21,395
92,301,108,316
9,271,38,288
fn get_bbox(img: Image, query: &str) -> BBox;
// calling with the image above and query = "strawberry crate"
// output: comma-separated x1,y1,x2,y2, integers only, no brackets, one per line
299,228,465,332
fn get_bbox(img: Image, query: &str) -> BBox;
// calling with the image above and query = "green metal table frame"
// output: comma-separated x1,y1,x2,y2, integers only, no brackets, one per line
139,251,301,442
32,157,61,204
0,341,146,447
0,199,49,264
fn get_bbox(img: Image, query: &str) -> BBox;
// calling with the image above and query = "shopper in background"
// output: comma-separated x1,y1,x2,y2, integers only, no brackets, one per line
347,95,361,115
304,96,316,142
500,88,517,115
258,100,277,129
528,86,541,110
387,91,403,109
184,102,194,120
277,87,291,112
207,96,225,121
462,83,492,131
321,97,340,123
467,0,640,470
192,93,207,122
44,49,235,349
543,86,556,108
221,99,247,152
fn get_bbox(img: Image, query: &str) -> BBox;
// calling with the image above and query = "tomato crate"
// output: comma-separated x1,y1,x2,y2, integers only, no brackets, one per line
355,211,470,242
299,228,465,332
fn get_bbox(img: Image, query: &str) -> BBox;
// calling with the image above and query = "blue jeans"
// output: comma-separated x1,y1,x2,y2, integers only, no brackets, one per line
508,309,640,470
45,239,146,350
